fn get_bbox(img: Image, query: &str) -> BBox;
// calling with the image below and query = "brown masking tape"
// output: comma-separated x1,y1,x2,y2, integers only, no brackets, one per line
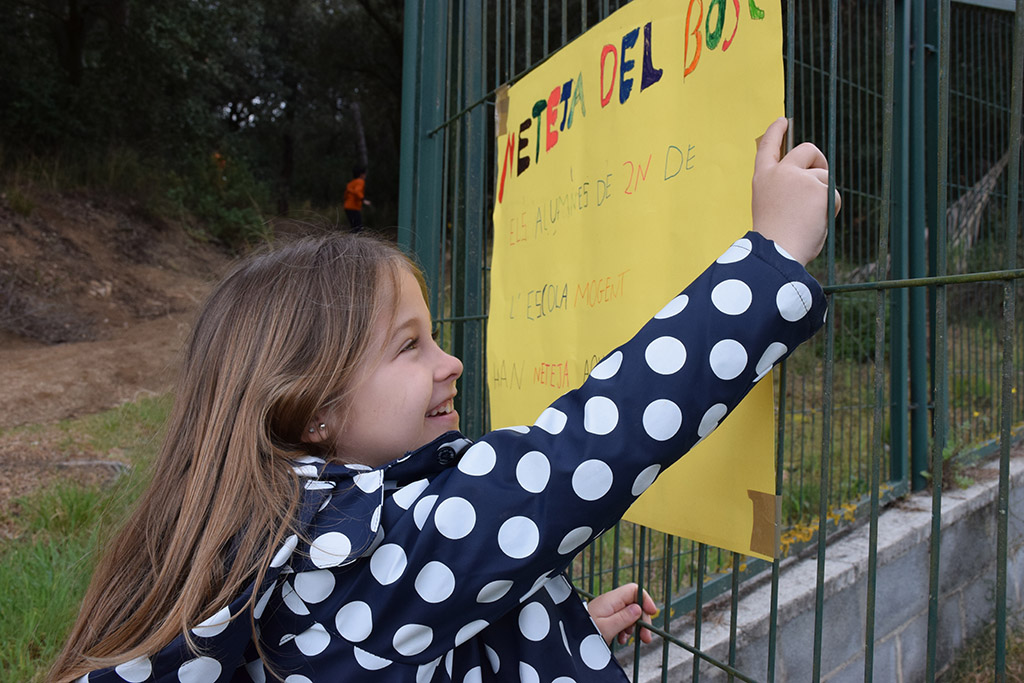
495,85,510,137
747,489,781,559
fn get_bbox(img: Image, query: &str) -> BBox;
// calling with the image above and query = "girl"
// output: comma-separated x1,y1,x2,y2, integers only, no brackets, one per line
52,117,837,682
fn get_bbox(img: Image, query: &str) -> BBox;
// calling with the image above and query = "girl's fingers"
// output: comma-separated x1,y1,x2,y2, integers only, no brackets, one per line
782,141,829,170
754,117,789,172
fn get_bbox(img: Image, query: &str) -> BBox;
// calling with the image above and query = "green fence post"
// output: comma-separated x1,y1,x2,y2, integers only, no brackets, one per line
909,0,931,491
398,0,449,311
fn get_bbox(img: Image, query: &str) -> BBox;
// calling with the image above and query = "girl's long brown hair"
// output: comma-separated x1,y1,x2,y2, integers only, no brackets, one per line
50,232,417,682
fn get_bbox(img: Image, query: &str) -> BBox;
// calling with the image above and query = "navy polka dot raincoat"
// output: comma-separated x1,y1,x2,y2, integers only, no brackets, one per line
80,232,826,683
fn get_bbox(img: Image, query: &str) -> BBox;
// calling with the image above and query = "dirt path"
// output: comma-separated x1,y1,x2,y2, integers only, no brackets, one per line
0,190,232,536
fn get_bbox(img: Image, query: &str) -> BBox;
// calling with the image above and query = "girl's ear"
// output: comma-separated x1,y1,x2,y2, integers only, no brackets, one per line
300,415,331,444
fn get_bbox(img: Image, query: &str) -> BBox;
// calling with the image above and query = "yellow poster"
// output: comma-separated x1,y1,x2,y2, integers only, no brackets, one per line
488,0,783,560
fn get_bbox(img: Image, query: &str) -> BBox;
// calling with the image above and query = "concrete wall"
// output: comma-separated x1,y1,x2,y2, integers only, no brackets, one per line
625,454,1024,682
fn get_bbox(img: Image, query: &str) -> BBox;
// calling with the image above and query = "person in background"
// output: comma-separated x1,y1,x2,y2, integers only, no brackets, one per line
344,165,371,231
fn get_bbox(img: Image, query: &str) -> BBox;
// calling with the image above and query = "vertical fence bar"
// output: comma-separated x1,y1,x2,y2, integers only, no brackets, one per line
812,0,839,679
925,0,951,678
995,5,1023,679
909,0,930,492
864,1,896,680
890,0,911,486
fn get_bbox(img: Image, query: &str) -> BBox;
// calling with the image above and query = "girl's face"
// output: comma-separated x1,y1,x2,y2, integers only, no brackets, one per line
326,268,463,467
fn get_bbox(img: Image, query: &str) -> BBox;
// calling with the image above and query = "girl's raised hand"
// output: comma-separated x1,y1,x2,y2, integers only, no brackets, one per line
751,117,840,266
587,583,659,646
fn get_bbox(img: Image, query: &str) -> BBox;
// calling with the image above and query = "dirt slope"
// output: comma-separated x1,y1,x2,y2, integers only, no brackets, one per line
0,189,233,533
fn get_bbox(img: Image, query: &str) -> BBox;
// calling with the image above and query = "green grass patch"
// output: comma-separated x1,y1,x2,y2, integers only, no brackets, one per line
0,396,170,681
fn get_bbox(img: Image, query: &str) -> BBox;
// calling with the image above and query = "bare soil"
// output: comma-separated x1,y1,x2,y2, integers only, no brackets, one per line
0,189,233,536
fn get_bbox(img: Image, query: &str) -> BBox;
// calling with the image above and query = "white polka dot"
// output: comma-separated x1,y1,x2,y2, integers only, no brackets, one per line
370,505,382,531
458,442,496,476
370,543,407,585
645,336,687,375
520,661,541,683
516,451,550,493
177,656,221,683
584,396,618,435
559,622,572,655
518,602,551,641
245,659,266,683
294,622,330,656
463,667,483,683
777,281,813,321
191,606,231,638
775,242,798,260
632,464,662,496
455,619,489,645
270,535,298,568
413,494,439,530
544,576,574,604
353,646,391,670
445,650,454,677
309,531,352,568
346,463,371,471
353,471,382,493
698,404,729,438
521,573,549,602
756,342,788,379
499,424,531,434
558,526,592,554
709,339,748,380
477,579,513,603
655,294,689,319
553,677,577,683
335,601,373,642
434,497,476,539
392,478,429,509
292,464,319,478
580,633,612,669
717,238,752,263
643,399,682,441
284,676,312,683
498,516,540,559
114,657,151,682
415,561,456,603
281,581,309,615
589,351,622,379
711,279,753,315
254,583,274,619
485,645,500,673
572,460,613,501
393,624,433,656
293,570,335,604
416,658,441,683
535,407,568,434
304,480,333,491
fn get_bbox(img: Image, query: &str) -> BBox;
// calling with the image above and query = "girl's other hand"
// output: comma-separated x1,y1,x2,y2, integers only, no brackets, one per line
587,583,659,646
751,117,840,266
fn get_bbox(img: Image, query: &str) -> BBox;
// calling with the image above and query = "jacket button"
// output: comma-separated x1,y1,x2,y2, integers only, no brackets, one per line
436,446,457,466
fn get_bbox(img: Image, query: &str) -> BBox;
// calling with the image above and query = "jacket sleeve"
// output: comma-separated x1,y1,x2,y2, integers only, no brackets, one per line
276,231,828,665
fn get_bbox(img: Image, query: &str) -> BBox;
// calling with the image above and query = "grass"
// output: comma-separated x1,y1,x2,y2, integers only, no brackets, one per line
943,620,1024,682
0,396,169,682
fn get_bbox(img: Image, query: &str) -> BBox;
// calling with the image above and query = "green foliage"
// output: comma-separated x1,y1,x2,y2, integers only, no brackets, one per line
832,291,890,364
0,1,405,232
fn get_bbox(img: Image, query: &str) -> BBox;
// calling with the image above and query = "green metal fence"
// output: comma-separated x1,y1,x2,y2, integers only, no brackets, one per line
398,0,1024,679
